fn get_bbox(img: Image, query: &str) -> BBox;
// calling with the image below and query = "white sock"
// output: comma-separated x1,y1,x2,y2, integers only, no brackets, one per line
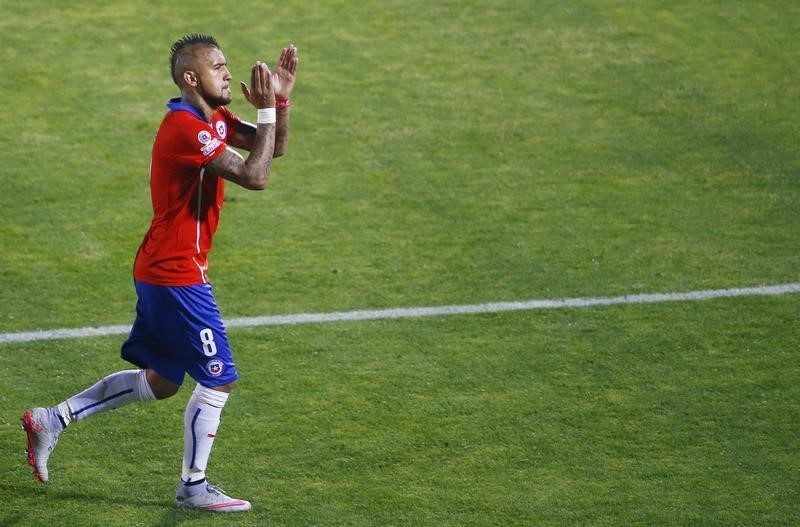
59,369,156,426
181,385,229,484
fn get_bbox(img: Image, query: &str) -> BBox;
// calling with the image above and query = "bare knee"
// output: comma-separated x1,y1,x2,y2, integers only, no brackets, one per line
209,381,236,394
145,369,180,399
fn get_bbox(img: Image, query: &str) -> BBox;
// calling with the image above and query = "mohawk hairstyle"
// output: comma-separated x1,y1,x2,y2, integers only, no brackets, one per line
169,34,220,85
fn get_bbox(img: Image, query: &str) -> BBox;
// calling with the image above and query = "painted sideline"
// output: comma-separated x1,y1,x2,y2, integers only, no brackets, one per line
2,283,799,345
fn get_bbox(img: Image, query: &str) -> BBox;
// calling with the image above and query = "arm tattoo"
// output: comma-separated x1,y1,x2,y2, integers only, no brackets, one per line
206,125,274,190
274,109,290,157
206,148,244,184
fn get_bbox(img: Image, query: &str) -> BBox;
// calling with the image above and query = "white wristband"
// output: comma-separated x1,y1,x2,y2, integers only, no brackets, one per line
257,108,276,124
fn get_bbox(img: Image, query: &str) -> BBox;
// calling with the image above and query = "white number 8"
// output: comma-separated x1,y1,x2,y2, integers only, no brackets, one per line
200,328,218,357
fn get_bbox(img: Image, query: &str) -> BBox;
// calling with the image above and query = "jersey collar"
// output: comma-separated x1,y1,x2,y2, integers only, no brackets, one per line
167,97,206,122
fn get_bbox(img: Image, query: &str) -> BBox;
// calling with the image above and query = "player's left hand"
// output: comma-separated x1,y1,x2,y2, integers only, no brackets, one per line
271,44,298,101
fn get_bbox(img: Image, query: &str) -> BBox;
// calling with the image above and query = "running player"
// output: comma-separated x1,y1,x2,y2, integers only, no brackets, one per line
21,34,298,513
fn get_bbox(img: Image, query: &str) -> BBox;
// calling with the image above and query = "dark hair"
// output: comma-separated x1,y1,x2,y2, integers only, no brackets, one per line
170,34,219,84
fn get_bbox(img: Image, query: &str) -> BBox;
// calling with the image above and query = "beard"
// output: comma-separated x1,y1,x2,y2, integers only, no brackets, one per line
197,80,232,108
204,91,232,108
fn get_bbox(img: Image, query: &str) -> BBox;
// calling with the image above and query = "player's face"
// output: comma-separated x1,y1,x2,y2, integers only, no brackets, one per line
196,47,232,108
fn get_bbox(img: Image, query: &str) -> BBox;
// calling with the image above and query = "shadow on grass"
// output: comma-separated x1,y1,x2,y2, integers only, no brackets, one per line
0,482,222,526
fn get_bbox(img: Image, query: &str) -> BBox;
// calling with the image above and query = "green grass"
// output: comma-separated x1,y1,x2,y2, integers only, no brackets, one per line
1,0,799,525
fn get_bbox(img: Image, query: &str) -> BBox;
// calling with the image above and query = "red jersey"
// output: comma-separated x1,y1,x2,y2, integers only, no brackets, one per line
134,99,242,286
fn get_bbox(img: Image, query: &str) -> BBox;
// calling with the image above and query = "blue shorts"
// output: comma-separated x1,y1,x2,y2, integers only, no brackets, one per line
120,280,239,387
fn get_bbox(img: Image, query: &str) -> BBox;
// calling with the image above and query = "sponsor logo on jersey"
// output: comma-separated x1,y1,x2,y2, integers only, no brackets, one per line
200,138,222,156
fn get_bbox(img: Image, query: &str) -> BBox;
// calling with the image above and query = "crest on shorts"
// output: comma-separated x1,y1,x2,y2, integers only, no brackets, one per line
207,359,224,377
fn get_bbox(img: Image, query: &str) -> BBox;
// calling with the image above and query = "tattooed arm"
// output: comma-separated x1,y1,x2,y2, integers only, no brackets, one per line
206,124,275,190
206,61,275,190
228,107,289,158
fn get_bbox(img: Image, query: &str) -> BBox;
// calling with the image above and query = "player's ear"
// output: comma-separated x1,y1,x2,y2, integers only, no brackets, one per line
183,70,198,86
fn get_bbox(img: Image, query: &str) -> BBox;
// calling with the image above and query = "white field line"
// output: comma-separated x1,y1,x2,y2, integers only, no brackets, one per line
2,283,799,345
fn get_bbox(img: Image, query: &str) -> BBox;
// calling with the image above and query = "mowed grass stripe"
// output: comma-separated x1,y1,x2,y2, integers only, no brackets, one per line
2,282,798,344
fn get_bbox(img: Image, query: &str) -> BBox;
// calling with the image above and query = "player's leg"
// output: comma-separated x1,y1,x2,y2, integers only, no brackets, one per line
21,368,163,483
54,308,184,427
146,368,182,399
181,382,233,485
22,293,184,484
60,368,161,423
176,382,250,512
161,282,250,512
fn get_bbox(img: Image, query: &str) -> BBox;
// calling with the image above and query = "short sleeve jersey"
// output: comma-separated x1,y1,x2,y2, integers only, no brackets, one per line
133,98,242,286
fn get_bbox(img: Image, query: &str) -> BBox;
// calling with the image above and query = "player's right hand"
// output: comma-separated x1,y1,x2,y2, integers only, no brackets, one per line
239,61,275,109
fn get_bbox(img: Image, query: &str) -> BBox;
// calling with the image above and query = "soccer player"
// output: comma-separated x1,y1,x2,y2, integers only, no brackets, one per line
21,34,298,513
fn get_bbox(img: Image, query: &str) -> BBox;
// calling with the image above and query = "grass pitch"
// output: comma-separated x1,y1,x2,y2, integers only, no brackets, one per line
1,1,798,525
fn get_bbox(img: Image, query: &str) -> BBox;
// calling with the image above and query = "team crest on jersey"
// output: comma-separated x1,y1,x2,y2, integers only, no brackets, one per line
207,359,224,377
197,130,213,144
215,121,227,139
